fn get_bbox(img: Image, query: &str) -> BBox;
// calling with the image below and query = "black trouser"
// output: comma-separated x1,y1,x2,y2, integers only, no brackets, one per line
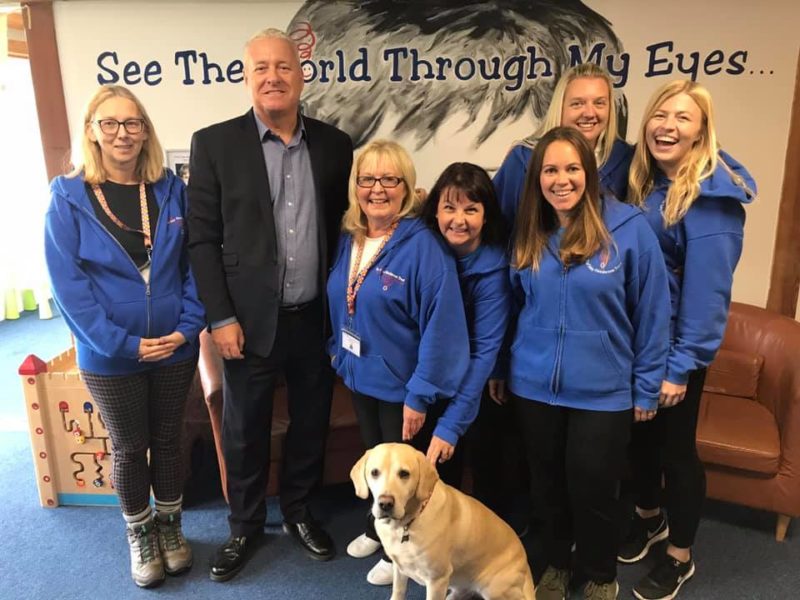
466,388,529,516
81,357,198,516
352,392,464,556
512,394,631,584
628,368,707,549
222,300,333,536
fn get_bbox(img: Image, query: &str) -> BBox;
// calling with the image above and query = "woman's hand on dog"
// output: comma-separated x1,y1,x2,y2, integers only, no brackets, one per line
427,436,455,464
403,404,426,441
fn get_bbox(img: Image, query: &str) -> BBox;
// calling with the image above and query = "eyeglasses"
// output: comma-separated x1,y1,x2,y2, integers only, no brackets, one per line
94,118,146,135
356,175,404,189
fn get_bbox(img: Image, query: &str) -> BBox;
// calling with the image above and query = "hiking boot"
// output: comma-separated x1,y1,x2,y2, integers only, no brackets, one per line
583,580,618,600
618,512,669,563
633,553,695,600
156,511,193,575
126,519,165,588
536,566,570,600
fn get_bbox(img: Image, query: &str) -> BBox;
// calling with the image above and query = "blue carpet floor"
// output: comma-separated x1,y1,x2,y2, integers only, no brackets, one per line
1,312,798,599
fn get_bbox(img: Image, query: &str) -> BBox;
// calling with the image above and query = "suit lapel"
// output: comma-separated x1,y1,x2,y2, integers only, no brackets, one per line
304,115,326,214
238,109,275,230
303,115,331,293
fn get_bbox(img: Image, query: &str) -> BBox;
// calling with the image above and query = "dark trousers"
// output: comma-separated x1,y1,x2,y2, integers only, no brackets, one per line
512,395,631,584
629,369,707,548
466,389,529,516
352,392,464,553
222,300,333,536
81,357,198,516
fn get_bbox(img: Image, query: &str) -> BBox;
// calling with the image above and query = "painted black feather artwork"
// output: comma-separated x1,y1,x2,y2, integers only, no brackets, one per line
287,1,627,149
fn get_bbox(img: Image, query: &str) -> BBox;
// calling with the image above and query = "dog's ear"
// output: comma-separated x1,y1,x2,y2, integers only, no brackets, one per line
350,448,372,499
415,450,439,503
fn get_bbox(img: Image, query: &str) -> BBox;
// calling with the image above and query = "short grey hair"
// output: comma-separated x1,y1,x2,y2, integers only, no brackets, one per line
245,28,297,51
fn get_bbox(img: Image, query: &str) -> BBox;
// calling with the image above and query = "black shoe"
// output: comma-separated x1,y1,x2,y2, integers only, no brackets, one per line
209,533,262,582
633,553,695,600
618,512,669,564
282,519,335,561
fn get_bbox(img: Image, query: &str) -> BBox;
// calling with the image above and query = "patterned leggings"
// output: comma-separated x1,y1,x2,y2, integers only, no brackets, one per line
81,357,197,515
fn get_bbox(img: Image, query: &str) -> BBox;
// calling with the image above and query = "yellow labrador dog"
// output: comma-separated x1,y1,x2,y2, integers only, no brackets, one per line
351,443,534,600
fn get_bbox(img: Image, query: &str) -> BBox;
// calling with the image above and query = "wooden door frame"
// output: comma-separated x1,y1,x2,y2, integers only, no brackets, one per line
767,51,800,317
21,0,71,180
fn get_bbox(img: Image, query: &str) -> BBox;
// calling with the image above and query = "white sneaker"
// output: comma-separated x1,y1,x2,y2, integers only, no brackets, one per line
347,533,381,558
366,558,393,586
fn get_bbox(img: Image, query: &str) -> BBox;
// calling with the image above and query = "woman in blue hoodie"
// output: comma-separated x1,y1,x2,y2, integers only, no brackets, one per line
327,140,469,585
620,80,756,600
419,162,515,520
44,85,205,588
506,127,670,600
493,63,634,227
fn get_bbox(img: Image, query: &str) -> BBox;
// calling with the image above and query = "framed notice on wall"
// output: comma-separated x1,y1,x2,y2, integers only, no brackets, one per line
166,150,190,184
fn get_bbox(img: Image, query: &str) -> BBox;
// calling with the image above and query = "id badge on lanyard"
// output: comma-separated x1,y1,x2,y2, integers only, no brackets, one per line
344,226,397,358
341,325,361,357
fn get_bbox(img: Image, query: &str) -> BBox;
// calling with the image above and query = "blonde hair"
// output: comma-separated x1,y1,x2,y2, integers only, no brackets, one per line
521,63,619,168
514,127,610,271
627,80,717,226
72,85,164,184
341,140,419,241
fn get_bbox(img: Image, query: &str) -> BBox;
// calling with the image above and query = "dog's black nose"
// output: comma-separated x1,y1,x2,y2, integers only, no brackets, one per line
378,499,394,513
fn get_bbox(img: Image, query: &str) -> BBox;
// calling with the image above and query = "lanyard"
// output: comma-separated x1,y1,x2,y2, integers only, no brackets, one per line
346,221,398,316
91,182,152,252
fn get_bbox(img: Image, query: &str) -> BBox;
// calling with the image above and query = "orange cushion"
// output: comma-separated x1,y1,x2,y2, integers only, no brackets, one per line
697,393,780,475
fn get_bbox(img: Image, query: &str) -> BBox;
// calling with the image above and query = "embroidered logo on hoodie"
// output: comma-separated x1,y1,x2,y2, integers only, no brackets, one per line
585,245,622,275
376,267,406,291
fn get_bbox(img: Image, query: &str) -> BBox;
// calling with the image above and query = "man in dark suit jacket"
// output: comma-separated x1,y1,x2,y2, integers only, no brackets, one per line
187,28,353,582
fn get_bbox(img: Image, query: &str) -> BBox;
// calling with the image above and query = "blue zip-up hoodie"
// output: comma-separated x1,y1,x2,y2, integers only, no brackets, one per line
327,218,470,444
493,138,634,226
641,150,756,385
509,198,670,411
449,244,512,439
44,171,205,375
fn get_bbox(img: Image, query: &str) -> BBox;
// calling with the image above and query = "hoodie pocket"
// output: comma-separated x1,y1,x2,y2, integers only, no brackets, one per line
150,293,182,337
560,330,624,395
354,355,407,400
107,298,147,335
510,326,558,388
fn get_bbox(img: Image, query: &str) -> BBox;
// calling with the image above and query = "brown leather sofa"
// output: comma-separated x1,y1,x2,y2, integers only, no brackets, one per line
196,330,364,501
697,302,800,541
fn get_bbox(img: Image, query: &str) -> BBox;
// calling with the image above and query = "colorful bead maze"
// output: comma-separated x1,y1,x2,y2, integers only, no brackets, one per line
20,348,118,507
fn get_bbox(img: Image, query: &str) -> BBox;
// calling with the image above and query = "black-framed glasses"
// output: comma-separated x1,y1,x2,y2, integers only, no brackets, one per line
356,175,405,189
94,118,146,135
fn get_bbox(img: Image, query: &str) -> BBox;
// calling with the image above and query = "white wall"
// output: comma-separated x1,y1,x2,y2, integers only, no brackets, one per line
52,0,800,310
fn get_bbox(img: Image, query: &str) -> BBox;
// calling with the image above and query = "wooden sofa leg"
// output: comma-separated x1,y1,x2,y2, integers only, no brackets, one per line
776,514,791,541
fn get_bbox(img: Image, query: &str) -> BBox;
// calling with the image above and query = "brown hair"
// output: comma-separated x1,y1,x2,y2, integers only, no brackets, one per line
514,127,610,270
